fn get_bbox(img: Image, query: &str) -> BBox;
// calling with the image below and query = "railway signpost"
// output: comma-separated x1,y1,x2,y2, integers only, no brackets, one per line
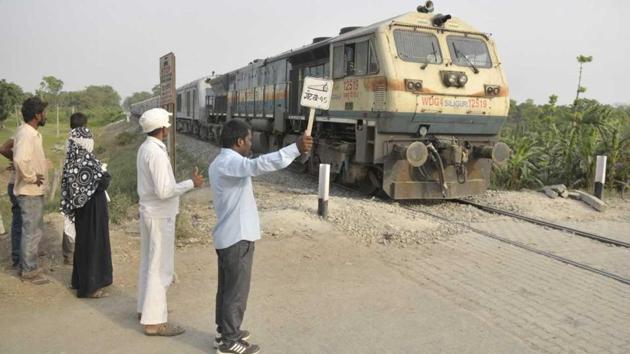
300,76,333,136
160,52,177,167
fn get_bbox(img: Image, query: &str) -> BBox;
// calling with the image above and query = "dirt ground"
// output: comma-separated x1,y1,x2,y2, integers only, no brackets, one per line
1,133,629,353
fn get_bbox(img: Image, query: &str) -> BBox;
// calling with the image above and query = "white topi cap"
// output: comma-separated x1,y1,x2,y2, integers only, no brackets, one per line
139,108,172,133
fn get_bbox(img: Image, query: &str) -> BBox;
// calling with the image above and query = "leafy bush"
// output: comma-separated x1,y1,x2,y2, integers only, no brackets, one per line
494,98,630,192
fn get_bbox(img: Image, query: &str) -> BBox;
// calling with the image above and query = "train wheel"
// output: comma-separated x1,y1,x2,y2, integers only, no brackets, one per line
359,167,384,196
307,153,321,175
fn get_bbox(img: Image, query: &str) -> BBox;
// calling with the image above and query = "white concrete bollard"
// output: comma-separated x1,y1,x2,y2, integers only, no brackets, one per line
594,155,607,200
0,212,5,235
318,164,330,218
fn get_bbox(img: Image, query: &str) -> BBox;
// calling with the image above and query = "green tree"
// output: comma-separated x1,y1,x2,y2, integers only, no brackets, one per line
37,75,64,106
151,84,161,96
0,79,25,126
574,55,593,108
82,85,121,108
122,91,153,111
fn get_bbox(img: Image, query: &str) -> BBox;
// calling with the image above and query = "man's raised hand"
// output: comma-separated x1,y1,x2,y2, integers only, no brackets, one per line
192,166,204,188
297,134,313,154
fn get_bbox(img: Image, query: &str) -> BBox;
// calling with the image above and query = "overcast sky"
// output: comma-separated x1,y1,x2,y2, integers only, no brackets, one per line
0,0,627,105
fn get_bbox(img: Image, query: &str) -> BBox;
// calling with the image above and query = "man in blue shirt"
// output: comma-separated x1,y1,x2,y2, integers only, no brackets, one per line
209,120,312,354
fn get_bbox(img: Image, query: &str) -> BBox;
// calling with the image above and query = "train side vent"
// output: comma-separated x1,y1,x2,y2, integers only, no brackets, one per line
374,83,386,111
339,26,362,35
313,37,331,43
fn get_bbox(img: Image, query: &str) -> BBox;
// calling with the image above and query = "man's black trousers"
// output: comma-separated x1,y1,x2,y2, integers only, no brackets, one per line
215,240,255,343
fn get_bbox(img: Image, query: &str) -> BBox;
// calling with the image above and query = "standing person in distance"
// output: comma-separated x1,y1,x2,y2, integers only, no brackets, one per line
13,96,49,285
0,138,22,269
60,112,112,298
209,120,313,354
136,108,204,336
60,112,90,266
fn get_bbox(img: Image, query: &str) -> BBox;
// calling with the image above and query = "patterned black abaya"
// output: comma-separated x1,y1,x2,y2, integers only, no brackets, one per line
71,172,112,297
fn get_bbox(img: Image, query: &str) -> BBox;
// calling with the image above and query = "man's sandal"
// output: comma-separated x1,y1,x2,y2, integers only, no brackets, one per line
87,289,109,298
144,323,185,337
21,274,50,285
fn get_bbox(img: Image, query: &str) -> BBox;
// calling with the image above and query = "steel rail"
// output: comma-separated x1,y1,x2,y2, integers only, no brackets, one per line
401,204,630,287
454,199,630,249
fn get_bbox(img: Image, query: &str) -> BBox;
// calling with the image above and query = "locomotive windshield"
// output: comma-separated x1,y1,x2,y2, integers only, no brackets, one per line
446,36,492,69
393,30,442,64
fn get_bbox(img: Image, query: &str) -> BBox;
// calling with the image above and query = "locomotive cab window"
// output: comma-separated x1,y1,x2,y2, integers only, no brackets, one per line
333,39,379,79
393,30,442,64
446,35,492,69
333,45,345,78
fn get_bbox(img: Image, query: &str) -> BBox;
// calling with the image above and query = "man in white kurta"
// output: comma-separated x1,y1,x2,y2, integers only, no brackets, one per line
136,108,203,336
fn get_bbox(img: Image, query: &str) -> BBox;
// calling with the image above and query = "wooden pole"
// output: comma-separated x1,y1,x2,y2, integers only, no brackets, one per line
594,155,607,199
56,105,59,136
318,163,330,218
305,108,316,136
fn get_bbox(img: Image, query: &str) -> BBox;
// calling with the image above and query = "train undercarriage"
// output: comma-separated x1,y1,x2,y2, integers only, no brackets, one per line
177,113,509,200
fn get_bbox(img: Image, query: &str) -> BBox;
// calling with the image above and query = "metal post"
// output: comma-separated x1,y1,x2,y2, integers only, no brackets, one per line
318,163,330,218
594,155,607,199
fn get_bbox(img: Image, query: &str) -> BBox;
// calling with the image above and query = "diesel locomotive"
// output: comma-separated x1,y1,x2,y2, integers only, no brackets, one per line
131,2,510,199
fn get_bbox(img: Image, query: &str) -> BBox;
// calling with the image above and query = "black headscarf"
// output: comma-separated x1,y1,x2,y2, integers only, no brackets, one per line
60,127,104,221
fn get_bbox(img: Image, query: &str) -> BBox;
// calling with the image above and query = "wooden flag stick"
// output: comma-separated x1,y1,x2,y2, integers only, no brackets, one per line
305,108,316,136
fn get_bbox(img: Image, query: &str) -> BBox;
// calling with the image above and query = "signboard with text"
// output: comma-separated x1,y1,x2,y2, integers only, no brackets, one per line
160,53,176,106
300,77,333,110
159,52,176,167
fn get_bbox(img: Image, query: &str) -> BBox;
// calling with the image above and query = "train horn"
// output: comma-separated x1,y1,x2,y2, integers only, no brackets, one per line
432,14,451,27
417,1,434,13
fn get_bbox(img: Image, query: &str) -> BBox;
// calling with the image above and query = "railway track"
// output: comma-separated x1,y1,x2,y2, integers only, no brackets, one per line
454,199,630,248
399,201,630,286
181,132,630,286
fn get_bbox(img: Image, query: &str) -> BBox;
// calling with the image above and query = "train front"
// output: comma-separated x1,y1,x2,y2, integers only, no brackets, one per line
375,5,510,199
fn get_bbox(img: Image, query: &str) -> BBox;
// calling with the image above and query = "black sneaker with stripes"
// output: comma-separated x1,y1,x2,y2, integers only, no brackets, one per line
214,330,251,348
217,339,260,354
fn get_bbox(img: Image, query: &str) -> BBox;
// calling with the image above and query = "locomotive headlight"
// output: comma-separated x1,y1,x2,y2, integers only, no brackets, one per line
441,71,467,88
485,85,501,96
448,73,458,86
458,74,468,86
405,79,423,92
418,125,429,137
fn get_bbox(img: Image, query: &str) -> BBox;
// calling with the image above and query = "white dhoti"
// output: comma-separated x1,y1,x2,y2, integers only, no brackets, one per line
137,214,176,325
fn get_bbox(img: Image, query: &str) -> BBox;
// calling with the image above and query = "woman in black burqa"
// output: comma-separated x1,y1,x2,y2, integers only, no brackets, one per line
60,126,112,298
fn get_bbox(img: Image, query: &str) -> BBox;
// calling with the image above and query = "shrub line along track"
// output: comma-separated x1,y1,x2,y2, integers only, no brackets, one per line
181,133,630,286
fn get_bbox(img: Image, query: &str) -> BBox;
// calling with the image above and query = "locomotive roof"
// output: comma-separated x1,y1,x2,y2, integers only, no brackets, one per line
208,10,489,88
265,11,486,62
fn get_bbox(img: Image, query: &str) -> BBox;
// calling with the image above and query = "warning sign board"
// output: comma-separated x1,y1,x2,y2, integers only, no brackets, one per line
300,77,333,110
